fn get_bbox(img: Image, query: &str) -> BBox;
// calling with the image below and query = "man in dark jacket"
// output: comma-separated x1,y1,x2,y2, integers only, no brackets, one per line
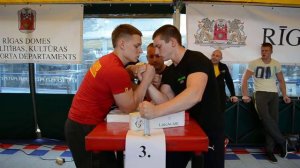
211,50,238,111
211,49,238,148
211,49,238,111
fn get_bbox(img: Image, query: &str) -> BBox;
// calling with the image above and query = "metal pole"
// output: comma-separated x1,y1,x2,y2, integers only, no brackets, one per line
29,63,41,138
173,0,182,31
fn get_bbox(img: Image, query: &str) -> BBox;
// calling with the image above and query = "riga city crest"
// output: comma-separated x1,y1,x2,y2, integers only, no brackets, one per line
194,18,247,49
18,8,36,33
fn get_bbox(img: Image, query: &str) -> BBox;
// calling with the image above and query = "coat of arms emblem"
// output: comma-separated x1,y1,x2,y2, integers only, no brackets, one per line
18,8,36,33
194,18,247,49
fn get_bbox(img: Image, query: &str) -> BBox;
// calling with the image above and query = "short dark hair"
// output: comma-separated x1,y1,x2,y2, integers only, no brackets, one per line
152,24,182,46
111,24,142,48
261,42,273,50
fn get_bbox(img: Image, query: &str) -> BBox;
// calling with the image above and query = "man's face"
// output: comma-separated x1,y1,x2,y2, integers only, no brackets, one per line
147,46,164,73
123,34,142,63
153,35,173,61
261,46,272,60
211,50,222,64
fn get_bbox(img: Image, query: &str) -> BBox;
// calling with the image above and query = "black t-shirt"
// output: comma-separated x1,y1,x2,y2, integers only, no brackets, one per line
159,65,169,75
162,50,223,133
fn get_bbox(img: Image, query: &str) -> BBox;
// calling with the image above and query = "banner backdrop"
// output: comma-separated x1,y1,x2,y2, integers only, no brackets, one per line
186,3,300,64
0,4,83,64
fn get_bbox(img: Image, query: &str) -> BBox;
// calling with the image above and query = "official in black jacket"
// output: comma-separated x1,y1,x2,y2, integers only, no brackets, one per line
211,49,238,111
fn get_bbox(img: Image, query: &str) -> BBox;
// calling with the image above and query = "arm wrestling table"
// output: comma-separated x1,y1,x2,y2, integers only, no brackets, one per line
85,118,208,153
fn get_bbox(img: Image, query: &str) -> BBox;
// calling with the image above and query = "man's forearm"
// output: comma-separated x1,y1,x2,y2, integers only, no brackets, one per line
241,81,248,96
147,84,169,104
279,81,287,97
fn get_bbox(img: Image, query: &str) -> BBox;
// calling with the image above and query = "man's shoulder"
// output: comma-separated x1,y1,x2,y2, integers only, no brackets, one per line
249,58,261,64
100,53,124,67
187,49,207,57
219,62,228,67
271,58,280,65
100,52,116,61
185,50,210,63
251,57,261,62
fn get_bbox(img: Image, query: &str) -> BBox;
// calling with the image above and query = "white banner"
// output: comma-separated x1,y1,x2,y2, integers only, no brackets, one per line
186,3,300,64
0,4,83,64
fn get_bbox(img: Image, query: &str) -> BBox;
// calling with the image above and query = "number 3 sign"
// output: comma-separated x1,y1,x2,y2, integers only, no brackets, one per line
125,129,166,168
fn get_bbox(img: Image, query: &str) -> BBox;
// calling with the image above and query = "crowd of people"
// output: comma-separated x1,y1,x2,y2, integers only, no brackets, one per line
65,24,292,168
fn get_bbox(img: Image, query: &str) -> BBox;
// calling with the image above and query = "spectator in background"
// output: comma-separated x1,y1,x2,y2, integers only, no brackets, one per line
241,42,291,163
65,24,155,168
211,49,238,111
139,24,224,168
127,43,168,90
146,43,168,89
211,49,238,148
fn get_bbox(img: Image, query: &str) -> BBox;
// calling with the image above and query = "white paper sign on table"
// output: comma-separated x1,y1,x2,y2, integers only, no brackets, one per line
129,111,185,130
125,129,166,168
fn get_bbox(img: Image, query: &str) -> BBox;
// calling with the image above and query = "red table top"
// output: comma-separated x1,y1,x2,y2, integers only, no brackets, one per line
85,118,208,153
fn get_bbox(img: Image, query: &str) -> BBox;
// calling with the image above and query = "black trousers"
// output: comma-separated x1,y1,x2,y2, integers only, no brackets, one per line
166,152,193,168
200,130,225,168
166,130,225,168
64,118,120,168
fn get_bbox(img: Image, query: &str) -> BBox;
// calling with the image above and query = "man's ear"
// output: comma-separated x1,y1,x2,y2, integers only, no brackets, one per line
119,39,125,50
170,37,177,47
